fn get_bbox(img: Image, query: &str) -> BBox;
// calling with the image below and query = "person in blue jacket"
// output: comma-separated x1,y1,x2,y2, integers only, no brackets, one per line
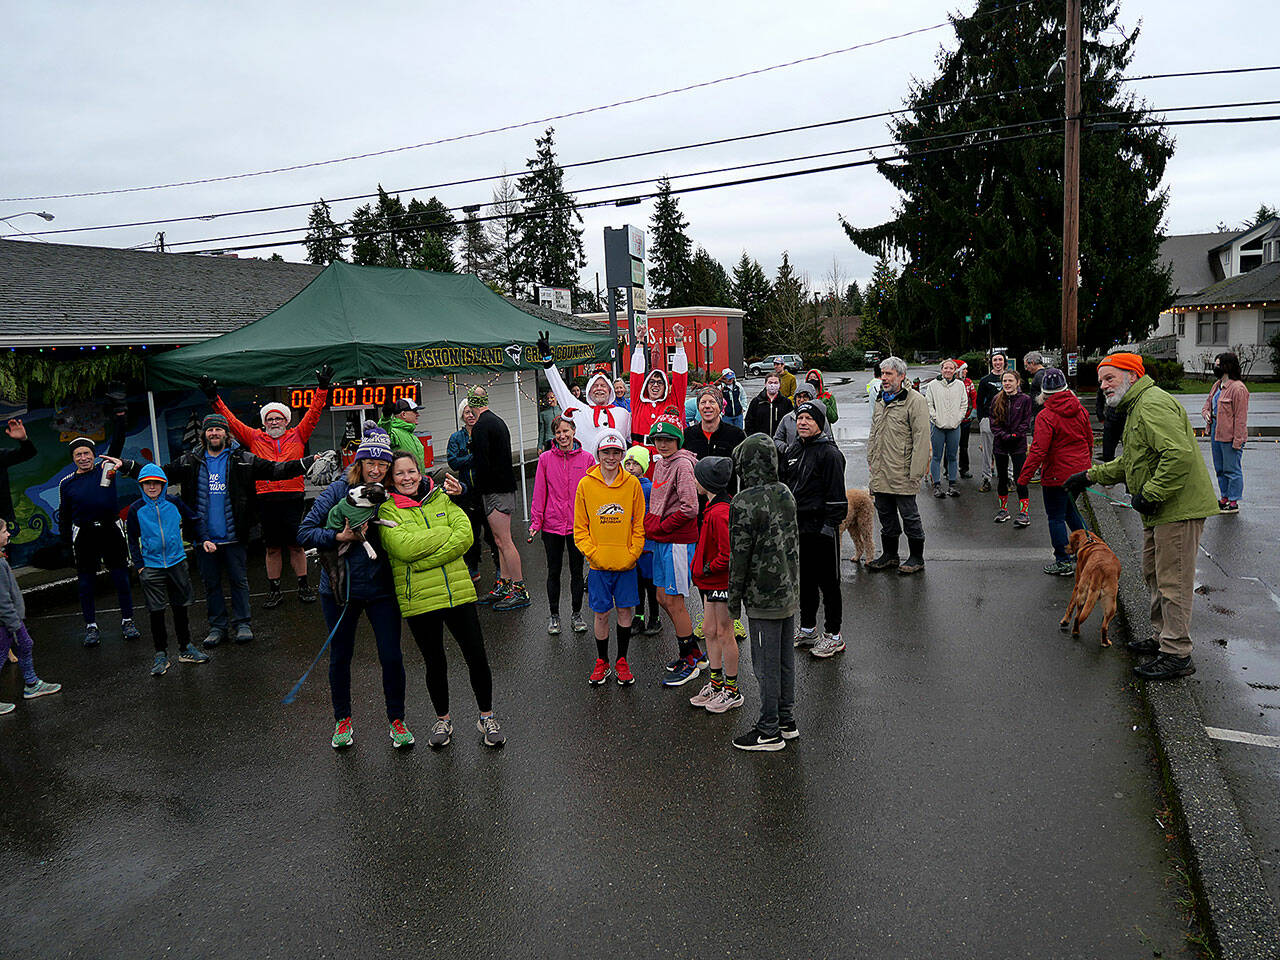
446,401,498,582
124,463,210,677
297,426,410,751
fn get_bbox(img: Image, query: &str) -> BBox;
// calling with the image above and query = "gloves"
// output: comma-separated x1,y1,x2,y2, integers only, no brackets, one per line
198,375,218,401
1130,491,1158,516
535,330,553,366
381,400,397,420
305,449,341,487
1062,472,1090,499
316,363,334,390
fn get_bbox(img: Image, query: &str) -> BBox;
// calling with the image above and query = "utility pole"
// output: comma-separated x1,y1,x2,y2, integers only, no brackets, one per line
1060,0,1082,386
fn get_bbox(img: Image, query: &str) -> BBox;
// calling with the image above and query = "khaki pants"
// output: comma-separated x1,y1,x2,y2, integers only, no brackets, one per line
1141,518,1204,657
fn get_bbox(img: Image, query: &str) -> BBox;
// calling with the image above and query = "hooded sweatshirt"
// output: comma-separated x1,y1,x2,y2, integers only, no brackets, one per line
1018,389,1093,487
691,494,731,591
532,442,595,536
126,475,197,569
805,370,839,424
727,435,800,620
630,341,688,440
573,464,646,572
544,366,631,456
644,447,699,544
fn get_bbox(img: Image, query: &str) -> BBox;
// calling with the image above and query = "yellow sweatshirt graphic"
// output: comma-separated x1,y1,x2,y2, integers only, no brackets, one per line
573,465,645,572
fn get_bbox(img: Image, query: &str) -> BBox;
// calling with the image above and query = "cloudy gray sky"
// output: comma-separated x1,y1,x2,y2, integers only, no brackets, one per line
3,1,1276,295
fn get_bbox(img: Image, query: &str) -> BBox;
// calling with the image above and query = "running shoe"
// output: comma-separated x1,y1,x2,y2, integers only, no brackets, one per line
477,580,509,605
1221,500,1239,514
979,478,992,493
83,624,100,648
947,485,960,498
692,647,709,669
178,644,210,664
332,718,354,749
298,583,317,603
689,682,717,707
993,509,1011,523
662,656,702,688
1014,510,1031,528
1043,560,1076,577
933,483,945,499
477,714,506,747
732,729,785,752
705,687,744,714
779,720,800,740
1217,497,1228,510
588,658,612,685
643,617,662,636
571,612,588,633
615,657,635,686
23,679,61,699
203,630,224,649
811,634,845,658
121,618,141,641
492,583,531,612
734,619,747,640
794,626,818,649
664,655,685,672
0,702,13,716
389,719,415,749
234,623,255,644
150,653,170,677
428,718,453,748
547,614,562,635
264,587,284,609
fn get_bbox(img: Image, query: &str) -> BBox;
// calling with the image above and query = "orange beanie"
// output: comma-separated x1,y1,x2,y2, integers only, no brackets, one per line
1097,352,1145,378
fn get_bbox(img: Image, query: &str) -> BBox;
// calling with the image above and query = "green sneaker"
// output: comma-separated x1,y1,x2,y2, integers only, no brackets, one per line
23,679,62,699
693,613,704,640
332,717,354,749
734,619,747,640
389,719,415,749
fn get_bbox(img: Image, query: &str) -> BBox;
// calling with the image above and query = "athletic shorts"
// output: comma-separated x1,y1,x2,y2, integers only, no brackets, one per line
139,560,195,612
587,567,640,614
636,549,653,580
482,491,517,516
258,494,305,548
73,522,129,575
652,541,695,597
699,588,729,604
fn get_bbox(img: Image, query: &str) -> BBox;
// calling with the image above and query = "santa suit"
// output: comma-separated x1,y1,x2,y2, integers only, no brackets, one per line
629,342,688,442
543,367,630,458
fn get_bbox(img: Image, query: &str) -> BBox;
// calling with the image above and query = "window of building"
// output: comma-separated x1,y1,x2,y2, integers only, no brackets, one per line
1196,311,1229,345
1177,313,1185,336
1263,308,1280,344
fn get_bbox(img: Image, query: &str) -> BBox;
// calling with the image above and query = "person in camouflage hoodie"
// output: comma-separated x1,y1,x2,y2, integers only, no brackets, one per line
728,434,801,752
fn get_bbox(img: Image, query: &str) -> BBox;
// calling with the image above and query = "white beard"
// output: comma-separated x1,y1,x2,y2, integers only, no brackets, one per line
1104,378,1131,408
265,424,287,439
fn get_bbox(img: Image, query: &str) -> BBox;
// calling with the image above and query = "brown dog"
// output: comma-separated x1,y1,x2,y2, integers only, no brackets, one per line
839,488,875,564
1059,529,1122,647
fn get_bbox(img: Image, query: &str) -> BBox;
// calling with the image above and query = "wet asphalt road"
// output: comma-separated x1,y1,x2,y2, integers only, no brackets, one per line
2,373,1201,959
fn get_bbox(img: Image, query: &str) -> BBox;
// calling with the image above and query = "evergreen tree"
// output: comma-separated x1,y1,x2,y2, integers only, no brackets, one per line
859,257,904,356
841,0,1173,354
648,177,694,308
403,197,459,259
409,232,458,273
303,199,347,265
487,175,523,296
460,210,495,279
516,127,586,305
764,253,826,357
1245,203,1278,228
845,280,864,315
349,186,410,267
731,252,773,355
684,247,732,307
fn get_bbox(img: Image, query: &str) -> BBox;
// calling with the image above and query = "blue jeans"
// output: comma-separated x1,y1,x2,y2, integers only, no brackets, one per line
1043,485,1085,563
195,542,250,634
724,414,744,429
320,593,405,722
929,424,960,484
1210,439,1243,500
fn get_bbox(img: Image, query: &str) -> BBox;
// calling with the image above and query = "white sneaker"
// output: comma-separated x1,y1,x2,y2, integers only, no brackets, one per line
794,626,818,648
705,687,744,714
689,682,717,707
811,633,846,659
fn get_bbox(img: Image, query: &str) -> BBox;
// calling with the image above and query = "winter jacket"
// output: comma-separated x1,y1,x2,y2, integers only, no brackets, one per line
379,478,477,615
744,390,793,437
470,410,517,495
644,447,699,544
1018,390,1094,487
727,434,799,620
805,371,838,423
573,465,645,572
962,378,978,422
1088,376,1220,528
692,496,731,591
781,433,848,535
720,382,745,419
297,478,397,602
772,409,833,452
57,409,128,544
446,428,477,490
682,419,747,461
1095,387,1126,427
537,405,558,447
976,372,1004,421
1202,378,1249,448
545,364,630,454
925,376,968,430
214,389,327,495
0,436,36,524
630,343,687,441
777,369,798,401
0,556,27,632
126,482,196,569
532,443,595,536
377,414,425,471
991,391,1034,454
867,387,931,496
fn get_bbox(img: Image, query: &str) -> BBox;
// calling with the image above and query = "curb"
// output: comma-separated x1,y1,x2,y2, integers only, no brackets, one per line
1086,492,1280,960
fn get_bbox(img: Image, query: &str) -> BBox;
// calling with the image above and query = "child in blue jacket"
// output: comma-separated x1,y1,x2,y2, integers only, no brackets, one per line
125,464,209,676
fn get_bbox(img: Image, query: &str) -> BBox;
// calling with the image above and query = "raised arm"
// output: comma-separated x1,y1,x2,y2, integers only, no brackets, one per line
294,364,333,442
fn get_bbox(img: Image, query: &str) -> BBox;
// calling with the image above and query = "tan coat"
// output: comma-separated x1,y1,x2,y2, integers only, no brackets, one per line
1200,378,1249,448
867,387,931,495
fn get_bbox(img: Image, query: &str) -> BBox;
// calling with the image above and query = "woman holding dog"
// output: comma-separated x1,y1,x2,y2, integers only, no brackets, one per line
1202,352,1249,514
1018,369,1092,576
990,370,1034,527
297,426,410,751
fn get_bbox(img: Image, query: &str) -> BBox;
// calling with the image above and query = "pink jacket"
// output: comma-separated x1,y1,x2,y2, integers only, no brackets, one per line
1201,379,1249,448
531,444,595,535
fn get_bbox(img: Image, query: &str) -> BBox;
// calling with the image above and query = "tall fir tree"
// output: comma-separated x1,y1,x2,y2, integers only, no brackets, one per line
685,247,732,307
841,0,1173,354
516,127,586,304
648,177,694,308
487,175,523,295
402,196,458,260
859,256,904,356
349,186,410,267
731,252,772,356
303,199,347,265
460,210,496,279
845,280,864,316
764,253,826,357
409,233,458,273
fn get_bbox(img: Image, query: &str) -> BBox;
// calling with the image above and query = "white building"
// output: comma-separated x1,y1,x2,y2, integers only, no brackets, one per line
1153,219,1280,378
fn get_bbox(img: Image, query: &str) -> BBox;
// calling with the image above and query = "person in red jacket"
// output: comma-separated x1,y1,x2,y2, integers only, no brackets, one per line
201,366,331,607
688,456,738,714
1018,368,1093,575
630,326,688,444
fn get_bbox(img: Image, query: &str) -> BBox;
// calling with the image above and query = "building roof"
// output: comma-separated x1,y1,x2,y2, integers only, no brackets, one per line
0,238,321,346
504,296,604,334
1158,232,1235,295
1173,261,1280,310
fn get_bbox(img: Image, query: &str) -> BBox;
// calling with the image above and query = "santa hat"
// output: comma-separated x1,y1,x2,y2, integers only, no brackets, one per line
260,402,292,425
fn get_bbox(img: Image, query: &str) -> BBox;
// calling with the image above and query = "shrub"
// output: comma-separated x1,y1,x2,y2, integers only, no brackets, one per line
1140,357,1183,391
827,344,862,370
958,350,988,379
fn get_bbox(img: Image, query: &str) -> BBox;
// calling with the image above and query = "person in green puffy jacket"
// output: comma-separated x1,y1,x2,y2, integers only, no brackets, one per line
379,451,505,749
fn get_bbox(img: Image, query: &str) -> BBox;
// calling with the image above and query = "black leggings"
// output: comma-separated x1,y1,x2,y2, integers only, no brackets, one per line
406,604,493,716
149,606,191,653
542,532,584,616
463,500,499,575
995,448,1028,499
798,531,842,634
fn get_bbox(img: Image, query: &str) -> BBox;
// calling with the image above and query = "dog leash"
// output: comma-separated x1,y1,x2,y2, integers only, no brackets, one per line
282,575,350,705
1085,485,1133,510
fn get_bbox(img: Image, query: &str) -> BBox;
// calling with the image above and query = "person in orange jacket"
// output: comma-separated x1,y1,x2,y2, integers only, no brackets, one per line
200,365,331,607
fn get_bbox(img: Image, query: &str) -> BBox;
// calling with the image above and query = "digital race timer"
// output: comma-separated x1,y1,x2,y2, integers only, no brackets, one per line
287,381,421,411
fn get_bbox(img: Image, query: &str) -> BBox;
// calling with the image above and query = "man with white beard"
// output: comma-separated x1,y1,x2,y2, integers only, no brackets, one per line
1063,353,1219,680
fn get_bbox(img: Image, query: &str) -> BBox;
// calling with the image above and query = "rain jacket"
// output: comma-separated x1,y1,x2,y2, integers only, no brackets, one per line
57,409,127,544
125,478,196,570
378,413,425,470
744,389,793,437
545,364,630,454
1018,390,1094,487
644,447,699,544
781,432,848,536
446,427,476,490
805,370,839,423
727,435,800,620
867,386,931,496
630,342,688,440
573,464,645,572
925,376,968,430
214,389,327,495
1202,378,1249,448
297,478,397,602
976,371,1004,421
532,443,595,536
692,495,731,591
990,391,1034,454
379,477,477,615
0,555,25,632
773,408,832,452
1088,376,1220,528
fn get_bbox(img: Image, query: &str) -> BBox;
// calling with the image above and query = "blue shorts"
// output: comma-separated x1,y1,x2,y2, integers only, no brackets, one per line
637,549,653,580
652,541,694,597
587,567,640,613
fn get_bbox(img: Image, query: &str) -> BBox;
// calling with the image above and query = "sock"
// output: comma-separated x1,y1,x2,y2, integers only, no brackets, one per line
617,623,632,660
999,495,1008,510
726,673,738,692
709,668,724,691
1019,498,1030,513
677,634,694,659
268,577,281,592
595,635,609,661
149,610,168,653
86,621,98,629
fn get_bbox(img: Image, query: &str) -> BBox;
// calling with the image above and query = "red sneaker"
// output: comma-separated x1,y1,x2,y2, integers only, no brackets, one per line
588,658,612,685
615,657,635,686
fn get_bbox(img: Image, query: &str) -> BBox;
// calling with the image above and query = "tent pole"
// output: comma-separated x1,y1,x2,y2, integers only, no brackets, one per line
146,389,161,463
513,371,529,522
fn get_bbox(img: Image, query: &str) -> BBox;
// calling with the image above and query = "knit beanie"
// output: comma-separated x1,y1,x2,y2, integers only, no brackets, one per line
622,445,651,474
260,402,291,425
68,436,96,456
202,413,229,435
795,400,828,431
646,406,685,447
355,426,394,463
1040,368,1068,394
693,455,732,495
1097,352,1145,378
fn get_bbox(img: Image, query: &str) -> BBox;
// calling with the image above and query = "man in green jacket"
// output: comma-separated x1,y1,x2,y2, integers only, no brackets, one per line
1064,353,1219,681
866,356,932,575
379,398,425,471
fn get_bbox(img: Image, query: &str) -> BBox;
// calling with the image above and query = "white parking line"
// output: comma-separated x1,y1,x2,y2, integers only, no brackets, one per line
1205,726,1280,748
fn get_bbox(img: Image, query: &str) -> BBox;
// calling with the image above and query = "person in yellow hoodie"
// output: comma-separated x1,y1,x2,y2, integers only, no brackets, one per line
574,429,646,688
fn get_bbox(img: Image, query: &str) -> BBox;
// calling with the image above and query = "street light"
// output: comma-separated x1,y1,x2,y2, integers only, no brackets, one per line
0,211,55,222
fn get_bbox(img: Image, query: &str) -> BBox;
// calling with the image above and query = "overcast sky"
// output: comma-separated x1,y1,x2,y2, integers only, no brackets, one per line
3,1,1276,295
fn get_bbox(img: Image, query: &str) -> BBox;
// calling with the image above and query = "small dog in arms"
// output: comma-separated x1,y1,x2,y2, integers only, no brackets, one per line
319,483,397,598
1060,528,1121,647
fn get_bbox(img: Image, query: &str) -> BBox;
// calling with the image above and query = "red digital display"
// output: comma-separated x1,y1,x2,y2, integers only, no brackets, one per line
287,381,421,411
